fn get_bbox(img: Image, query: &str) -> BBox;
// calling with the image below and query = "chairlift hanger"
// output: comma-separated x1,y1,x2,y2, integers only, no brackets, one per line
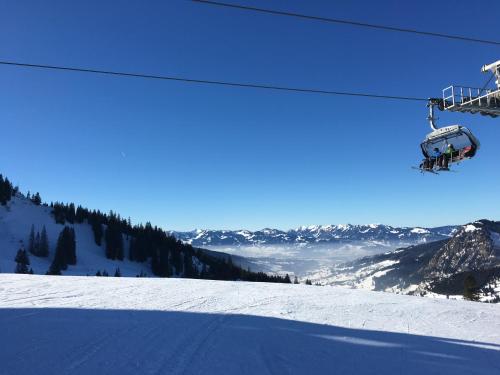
415,60,500,174
416,99,480,174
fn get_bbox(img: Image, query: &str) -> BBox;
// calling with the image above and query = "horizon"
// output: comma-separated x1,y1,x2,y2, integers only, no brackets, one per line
7,184,477,233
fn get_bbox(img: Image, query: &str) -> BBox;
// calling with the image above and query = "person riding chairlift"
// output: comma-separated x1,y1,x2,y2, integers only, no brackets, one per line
441,143,456,170
421,147,440,171
431,147,442,169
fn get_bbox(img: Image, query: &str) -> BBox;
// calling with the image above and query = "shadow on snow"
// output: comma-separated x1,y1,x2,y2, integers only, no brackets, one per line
0,307,499,375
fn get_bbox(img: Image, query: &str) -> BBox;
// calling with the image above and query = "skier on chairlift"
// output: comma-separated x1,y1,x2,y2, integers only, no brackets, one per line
442,143,456,169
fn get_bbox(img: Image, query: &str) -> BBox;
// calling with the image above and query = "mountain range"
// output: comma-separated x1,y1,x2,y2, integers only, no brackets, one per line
171,224,457,247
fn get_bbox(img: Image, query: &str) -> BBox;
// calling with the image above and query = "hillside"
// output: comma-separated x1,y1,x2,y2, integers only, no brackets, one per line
1,274,499,375
316,220,500,302
0,177,288,283
0,193,148,277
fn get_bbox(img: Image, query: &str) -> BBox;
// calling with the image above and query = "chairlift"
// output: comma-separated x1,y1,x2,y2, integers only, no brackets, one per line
417,99,480,173
415,59,500,173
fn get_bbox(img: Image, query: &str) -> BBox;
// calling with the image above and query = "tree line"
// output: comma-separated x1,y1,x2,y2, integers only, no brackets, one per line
2,171,291,283
48,201,291,283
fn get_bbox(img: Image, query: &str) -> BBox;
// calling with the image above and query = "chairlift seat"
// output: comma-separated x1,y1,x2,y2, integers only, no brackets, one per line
420,125,480,164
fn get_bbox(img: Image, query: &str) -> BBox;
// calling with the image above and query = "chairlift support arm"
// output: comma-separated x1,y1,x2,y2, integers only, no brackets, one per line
442,60,500,118
427,98,443,130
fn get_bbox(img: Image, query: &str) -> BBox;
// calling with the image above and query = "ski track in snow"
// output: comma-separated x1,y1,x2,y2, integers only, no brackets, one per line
1,274,500,375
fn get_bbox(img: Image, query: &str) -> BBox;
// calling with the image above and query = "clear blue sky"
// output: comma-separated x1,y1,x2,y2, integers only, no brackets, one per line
1,0,499,231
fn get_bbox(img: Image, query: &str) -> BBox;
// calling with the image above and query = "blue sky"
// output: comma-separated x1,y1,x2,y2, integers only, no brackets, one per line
1,0,499,230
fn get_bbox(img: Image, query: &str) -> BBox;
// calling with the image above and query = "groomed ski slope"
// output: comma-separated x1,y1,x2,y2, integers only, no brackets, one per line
1,275,499,375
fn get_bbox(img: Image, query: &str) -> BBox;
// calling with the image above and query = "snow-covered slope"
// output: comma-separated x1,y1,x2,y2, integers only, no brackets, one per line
0,274,499,375
0,195,150,276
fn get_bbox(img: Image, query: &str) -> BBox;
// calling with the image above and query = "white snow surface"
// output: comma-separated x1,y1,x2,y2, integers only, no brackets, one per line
1,274,499,375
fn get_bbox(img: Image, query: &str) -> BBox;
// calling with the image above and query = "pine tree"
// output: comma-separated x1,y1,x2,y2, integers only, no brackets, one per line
0,175,5,205
31,192,42,205
66,203,76,224
39,226,49,257
102,270,109,277
15,247,30,265
34,232,41,256
75,205,85,223
284,274,291,283
114,268,121,277
15,262,29,274
53,226,76,270
294,276,299,284
66,228,77,265
0,175,13,205
91,219,103,246
28,224,36,255
53,231,68,270
47,262,61,275
104,221,124,260
128,237,136,261
96,270,102,277
52,203,67,224
464,274,479,301
305,279,312,285
14,247,30,274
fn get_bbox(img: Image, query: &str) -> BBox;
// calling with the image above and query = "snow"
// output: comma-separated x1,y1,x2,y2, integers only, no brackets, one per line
236,230,252,238
337,224,351,230
0,274,499,375
410,227,430,234
463,224,479,233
